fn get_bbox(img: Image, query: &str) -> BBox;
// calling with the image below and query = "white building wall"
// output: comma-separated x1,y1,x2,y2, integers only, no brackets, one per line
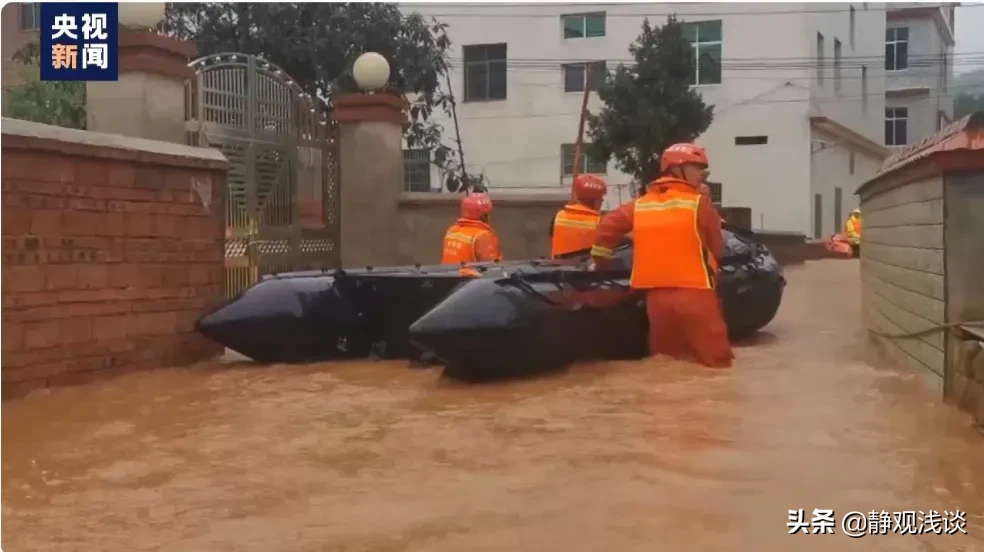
885,5,954,146
887,93,942,145
809,4,887,144
804,4,886,239
404,3,888,234
810,128,883,239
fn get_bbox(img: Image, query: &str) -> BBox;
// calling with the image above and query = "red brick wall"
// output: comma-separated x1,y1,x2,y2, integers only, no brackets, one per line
2,124,228,398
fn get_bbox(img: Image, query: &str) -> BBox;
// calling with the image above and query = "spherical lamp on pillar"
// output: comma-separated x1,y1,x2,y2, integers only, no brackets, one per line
352,52,391,93
118,2,166,30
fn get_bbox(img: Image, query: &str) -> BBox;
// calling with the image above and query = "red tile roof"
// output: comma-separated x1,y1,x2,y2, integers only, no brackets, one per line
857,111,984,196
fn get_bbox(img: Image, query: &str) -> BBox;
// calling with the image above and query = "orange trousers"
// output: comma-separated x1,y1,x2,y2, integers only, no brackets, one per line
644,288,734,368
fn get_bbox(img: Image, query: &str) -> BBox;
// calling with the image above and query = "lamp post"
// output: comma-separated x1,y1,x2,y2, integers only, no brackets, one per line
352,52,391,93
331,52,409,268
118,2,166,30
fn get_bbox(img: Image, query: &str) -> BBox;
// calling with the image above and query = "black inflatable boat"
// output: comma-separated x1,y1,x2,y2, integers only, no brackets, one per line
408,229,785,381
196,225,784,368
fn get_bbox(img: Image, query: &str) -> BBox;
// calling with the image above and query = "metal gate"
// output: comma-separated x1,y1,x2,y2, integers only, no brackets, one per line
185,53,340,299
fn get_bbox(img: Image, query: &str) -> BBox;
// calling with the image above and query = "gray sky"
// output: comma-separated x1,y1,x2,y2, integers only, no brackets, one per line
954,4,984,74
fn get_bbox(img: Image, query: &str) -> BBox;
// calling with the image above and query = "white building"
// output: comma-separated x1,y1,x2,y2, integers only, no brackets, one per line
884,3,956,147
402,3,953,237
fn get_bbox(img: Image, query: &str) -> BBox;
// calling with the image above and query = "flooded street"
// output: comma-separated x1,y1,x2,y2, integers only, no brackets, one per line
3,259,983,551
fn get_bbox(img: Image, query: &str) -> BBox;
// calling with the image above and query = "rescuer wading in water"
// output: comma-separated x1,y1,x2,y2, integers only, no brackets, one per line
549,174,608,258
441,192,502,277
844,208,862,258
589,143,734,368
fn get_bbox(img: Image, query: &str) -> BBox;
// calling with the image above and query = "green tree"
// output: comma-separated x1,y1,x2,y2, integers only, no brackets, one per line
952,69,984,120
4,42,86,130
586,16,714,192
165,2,486,192
954,94,984,119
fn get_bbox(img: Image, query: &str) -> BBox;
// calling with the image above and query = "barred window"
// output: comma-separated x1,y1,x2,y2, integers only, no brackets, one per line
561,143,607,176
403,149,432,192
706,181,722,205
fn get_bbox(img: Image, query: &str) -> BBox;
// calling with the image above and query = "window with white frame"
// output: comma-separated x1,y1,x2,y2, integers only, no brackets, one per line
562,13,606,39
834,39,842,93
886,27,909,71
463,44,507,102
561,143,607,176
20,2,40,30
563,61,607,92
681,20,722,85
885,107,908,146
817,32,825,85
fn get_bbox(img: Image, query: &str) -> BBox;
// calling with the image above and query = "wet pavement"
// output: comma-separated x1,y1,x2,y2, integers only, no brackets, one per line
3,259,984,551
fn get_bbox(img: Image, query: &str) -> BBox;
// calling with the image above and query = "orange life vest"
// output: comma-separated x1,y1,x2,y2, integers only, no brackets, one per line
551,203,602,258
441,218,497,264
630,179,718,290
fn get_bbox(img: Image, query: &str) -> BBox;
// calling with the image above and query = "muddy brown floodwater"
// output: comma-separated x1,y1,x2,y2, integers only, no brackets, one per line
3,259,984,551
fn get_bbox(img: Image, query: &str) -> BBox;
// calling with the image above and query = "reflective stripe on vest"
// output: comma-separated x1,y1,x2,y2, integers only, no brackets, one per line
442,221,490,264
629,186,716,290
551,204,601,258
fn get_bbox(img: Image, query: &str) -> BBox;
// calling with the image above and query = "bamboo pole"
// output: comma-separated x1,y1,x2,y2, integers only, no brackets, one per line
570,71,592,202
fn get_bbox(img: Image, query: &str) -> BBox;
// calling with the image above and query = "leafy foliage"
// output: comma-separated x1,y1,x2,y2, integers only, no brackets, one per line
585,16,714,192
953,68,984,119
164,2,486,192
955,94,984,119
4,42,86,130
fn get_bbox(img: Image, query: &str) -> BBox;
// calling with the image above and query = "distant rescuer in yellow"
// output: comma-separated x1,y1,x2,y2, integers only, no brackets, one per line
844,208,862,257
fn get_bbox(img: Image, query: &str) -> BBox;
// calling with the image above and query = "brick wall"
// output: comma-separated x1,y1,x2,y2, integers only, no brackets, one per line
2,119,228,398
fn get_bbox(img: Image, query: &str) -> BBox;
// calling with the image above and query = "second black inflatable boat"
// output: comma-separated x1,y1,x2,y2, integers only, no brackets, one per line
195,225,784,367
408,229,784,381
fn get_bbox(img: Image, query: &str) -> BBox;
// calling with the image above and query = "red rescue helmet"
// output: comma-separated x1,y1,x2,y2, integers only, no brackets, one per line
573,174,608,201
660,142,709,173
461,192,493,219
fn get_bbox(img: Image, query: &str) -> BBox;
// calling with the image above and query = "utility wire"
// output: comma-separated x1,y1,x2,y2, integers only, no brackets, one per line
441,85,983,123
446,57,984,72
449,65,984,83
447,51,984,65
408,4,980,18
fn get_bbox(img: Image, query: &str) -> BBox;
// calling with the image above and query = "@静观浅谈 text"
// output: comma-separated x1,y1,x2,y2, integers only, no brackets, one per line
786,508,968,538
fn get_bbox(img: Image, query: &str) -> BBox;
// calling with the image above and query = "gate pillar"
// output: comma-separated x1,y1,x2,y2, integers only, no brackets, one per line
333,93,408,269
87,30,196,144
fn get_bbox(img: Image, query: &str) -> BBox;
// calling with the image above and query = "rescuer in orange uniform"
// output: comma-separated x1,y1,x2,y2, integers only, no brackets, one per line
549,174,608,258
589,143,734,368
441,192,502,276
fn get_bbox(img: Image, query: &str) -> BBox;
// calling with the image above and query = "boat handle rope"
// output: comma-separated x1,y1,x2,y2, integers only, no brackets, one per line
501,273,562,306
867,321,984,340
549,269,631,292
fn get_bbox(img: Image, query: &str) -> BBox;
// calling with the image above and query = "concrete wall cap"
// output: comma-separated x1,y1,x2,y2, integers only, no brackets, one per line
1,118,229,170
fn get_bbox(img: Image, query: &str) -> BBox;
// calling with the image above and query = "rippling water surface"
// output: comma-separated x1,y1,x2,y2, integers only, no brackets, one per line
4,260,983,551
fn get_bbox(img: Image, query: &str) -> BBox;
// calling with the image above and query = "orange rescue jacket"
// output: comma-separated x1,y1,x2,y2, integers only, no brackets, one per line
551,203,602,258
629,180,718,290
441,218,502,265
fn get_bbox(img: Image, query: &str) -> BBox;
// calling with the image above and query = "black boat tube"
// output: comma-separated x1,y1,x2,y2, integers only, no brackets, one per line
195,270,371,363
408,228,786,381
